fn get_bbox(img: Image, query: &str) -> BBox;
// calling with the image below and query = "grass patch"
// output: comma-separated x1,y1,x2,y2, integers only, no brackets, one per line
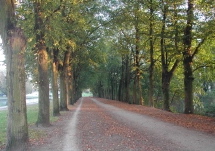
0,110,7,146
0,103,59,147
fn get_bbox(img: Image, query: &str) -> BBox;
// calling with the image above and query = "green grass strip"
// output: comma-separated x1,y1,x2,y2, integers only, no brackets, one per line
0,103,59,147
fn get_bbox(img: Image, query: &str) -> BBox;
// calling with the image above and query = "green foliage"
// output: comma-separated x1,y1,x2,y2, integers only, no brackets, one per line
200,90,215,116
205,104,215,116
5,0,215,115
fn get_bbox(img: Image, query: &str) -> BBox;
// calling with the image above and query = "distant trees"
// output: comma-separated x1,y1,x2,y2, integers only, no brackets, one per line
92,0,215,114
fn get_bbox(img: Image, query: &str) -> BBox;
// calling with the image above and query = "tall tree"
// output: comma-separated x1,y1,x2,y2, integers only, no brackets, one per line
160,0,180,111
148,0,156,107
0,0,28,150
183,0,195,114
133,1,143,105
182,0,215,113
33,0,50,126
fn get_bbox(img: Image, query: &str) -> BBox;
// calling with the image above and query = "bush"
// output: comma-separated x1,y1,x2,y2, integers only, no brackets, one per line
199,90,215,116
205,104,215,117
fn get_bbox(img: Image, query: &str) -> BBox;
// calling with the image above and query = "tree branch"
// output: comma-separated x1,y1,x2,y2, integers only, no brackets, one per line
170,59,180,74
191,38,206,59
193,63,215,72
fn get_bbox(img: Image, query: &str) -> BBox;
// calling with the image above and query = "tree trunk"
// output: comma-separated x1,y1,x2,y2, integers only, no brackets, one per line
6,27,29,151
160,2,179,112
51,49,60,116
148,0,154,107
119,56,128,102
183,0,194,114
60,71,68,110
162,73,171,111
125,55,130,103
37,46,50,126
118,77,123,101
183,58,194,114
0,1,28,150
160,3,170,111
118,57,124,102
60,51,70,111
68,66,74,105
34,1,50,126
134,7,143,105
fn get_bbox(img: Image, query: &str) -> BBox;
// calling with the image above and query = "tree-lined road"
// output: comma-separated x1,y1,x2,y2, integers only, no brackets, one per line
30,97,215,151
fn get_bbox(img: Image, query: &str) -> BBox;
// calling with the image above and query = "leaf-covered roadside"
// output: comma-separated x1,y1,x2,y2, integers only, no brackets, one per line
100,98,215,135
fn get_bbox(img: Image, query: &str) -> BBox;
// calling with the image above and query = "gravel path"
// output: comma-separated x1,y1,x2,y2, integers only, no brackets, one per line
63,98,83,151
90,98,215,151
26,97,215,151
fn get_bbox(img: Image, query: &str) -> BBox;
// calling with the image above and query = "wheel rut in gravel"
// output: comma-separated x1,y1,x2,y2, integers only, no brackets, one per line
63,98,83,151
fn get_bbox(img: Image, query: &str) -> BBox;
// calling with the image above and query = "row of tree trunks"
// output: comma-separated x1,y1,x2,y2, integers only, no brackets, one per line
110,0,196,114
118,55,130,103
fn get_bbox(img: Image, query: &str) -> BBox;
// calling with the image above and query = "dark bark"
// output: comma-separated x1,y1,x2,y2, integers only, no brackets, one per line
118,57,124,102
119,55,130,103
125,55,130,103
183,0,194,114
162,59,179,111
148,0,154,107
118,77,123,101
60,70,68,110
72,68,80,102
68,65,74,105
162,72,172,111
51,49,60,116
60,51,70,111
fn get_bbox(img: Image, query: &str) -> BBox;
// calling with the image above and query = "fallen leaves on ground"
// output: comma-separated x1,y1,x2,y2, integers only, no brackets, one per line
99,98,215,135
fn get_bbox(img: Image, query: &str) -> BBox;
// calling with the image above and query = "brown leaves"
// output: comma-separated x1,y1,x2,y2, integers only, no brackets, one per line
100,98,215,135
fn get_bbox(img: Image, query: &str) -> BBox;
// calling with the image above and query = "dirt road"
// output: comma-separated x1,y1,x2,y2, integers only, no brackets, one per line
29,97,215,151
